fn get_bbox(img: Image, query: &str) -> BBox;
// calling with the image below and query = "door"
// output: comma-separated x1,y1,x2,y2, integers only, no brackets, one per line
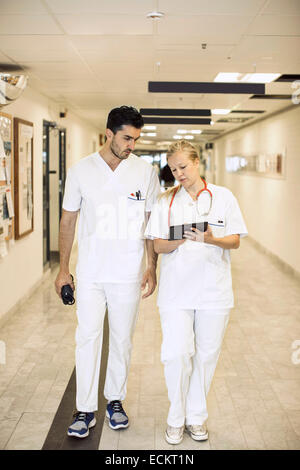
43,121,67,268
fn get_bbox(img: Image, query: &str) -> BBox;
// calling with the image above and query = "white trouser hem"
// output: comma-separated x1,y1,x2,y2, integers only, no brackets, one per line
160,308,230,427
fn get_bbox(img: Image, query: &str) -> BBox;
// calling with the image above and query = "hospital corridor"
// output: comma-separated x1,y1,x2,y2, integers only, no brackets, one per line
0,0,300,454
0,237,300,450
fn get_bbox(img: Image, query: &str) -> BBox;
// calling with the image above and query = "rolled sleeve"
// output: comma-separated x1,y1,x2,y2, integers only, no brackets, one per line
62,167,82,212
145,168,161,213
224,193,248,238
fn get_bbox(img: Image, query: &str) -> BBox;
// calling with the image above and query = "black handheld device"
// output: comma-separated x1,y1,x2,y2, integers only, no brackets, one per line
168,221,208,241
61,274,75,305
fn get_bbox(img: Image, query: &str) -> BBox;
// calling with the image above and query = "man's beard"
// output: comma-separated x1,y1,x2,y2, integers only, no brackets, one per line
110,140,129,160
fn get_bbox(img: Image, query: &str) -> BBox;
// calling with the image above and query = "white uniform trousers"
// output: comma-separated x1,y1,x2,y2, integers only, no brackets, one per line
160,308,230,427
75,280,141,412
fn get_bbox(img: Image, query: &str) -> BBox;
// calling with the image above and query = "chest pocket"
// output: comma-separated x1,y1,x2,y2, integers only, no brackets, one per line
127,196,146,239
208,217,225,238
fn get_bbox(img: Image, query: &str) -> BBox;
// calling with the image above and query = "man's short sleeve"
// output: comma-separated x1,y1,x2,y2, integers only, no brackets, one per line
145,168,161,213
144,197,169,240
62,167,82,212
224,192,248,238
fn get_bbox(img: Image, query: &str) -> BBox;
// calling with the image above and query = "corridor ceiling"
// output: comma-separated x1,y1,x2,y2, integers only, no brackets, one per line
0,0,300,148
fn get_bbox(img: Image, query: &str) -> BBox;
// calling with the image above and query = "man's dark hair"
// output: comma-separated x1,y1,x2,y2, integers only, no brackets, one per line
106,106,144,133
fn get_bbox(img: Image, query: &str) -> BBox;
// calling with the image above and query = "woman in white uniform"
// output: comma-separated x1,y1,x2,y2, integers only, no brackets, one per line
144,140,247,445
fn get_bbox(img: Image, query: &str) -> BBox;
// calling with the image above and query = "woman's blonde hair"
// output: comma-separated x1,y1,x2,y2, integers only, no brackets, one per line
160,139,200,200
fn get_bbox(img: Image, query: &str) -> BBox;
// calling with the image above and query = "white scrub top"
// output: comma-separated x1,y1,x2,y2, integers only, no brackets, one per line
144,183,248,310
62,152,161,283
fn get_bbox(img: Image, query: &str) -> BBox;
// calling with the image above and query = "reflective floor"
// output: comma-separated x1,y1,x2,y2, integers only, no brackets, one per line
1,239,300,450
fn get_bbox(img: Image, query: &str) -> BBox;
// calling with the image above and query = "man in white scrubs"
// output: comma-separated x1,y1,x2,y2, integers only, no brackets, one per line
55,106,160,438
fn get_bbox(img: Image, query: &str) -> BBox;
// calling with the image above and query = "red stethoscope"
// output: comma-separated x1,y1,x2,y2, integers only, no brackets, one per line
168,177,213,226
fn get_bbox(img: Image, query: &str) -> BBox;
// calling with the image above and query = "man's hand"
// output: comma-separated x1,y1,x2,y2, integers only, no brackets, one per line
55,271,75,299
141,267,157,299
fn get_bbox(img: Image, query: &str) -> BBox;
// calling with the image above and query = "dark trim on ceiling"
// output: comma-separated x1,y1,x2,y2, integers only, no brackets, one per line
230,110,265,114
143,117,211,125
250,94,292,100
140,108,211,116
275,74,300,82
148,81,265,94
217,117,253,123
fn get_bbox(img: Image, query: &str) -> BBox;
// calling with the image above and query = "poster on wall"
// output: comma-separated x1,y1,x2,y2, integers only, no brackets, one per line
225,150,286,179
0,111,14,256
14,118,34,240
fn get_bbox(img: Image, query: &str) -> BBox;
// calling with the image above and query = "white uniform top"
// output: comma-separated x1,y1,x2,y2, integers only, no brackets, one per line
62,152,161,283
144,183,248,310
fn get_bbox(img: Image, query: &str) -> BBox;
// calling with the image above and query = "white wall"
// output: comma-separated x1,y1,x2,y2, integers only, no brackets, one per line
0,86,99,322
213,105,300,275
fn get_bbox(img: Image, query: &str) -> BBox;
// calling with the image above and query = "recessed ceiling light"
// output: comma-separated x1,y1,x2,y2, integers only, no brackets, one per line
143,125,156,130
177,129,187,134
140,140,153,144
185,135,194,140
146,133,157,137
212,109,230,115
241,73,281,83
173,135,182,139
214,73,241,82
191,130,202,134
214,72,280,84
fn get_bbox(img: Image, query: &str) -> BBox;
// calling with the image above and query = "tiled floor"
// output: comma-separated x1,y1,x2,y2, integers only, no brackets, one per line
0,238,300,450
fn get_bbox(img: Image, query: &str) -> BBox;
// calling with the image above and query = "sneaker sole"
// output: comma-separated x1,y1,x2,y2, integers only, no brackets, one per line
105,410,129,430
67,417,97,438
185,428,208,441
165,431,183,445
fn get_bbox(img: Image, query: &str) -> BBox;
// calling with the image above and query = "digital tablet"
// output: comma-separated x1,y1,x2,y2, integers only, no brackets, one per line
168,222,208,241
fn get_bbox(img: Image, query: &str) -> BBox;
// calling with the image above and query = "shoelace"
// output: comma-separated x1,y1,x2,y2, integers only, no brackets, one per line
110,400,125,413
73,412,88,421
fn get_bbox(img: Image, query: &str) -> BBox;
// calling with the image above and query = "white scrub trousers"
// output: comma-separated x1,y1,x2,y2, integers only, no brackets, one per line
75,280,141,412
160,308,230,427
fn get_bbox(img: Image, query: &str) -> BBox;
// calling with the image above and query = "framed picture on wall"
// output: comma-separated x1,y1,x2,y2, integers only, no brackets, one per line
13,117,34,239
0,111,14,248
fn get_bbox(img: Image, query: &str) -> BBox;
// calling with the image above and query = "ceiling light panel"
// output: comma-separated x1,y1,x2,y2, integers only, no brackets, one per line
212,109,231,115
214,72,280,83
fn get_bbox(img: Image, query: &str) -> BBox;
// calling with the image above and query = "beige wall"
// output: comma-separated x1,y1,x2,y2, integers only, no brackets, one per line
0,86,99,322
213,105,300,275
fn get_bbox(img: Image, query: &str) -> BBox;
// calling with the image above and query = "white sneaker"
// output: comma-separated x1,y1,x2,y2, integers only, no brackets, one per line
185,424,208,441
165,425,184,445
